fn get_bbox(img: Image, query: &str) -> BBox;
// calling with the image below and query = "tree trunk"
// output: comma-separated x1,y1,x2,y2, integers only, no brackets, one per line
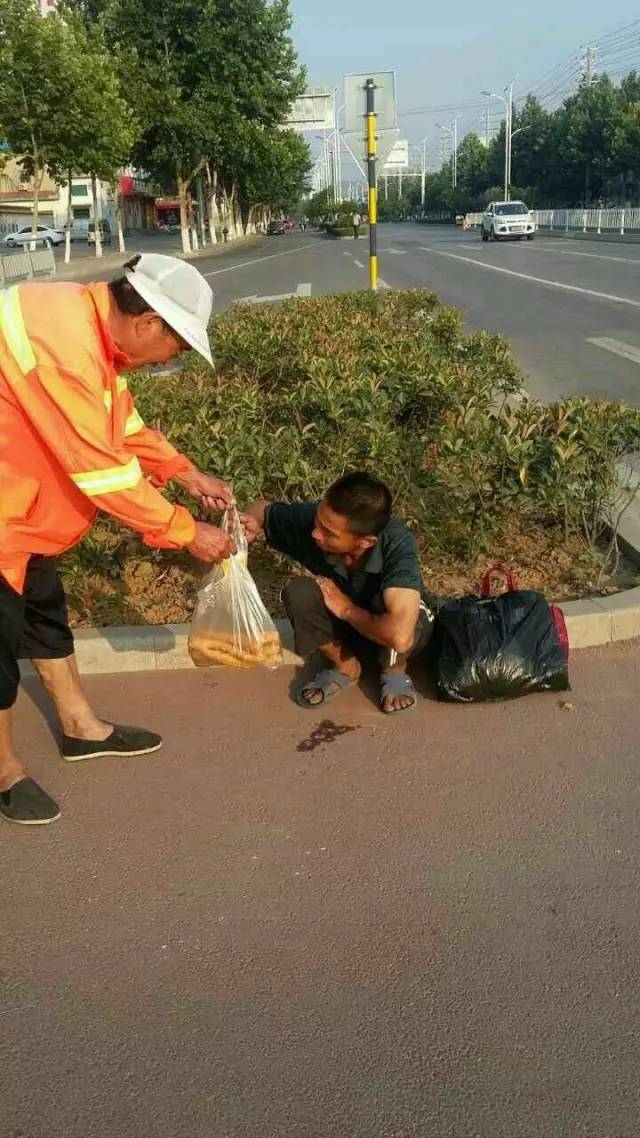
91,173,103,258
206,163,217,245
227,184,237,238
196,175,206,248
64,167,73,264
188,194,199,251
177,168,191,254
114,180,126,253
30,162,43,251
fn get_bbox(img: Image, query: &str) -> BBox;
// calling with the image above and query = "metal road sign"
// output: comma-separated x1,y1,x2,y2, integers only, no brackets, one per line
341,126,400,173
344,71,397,132
286,87,335,133
383,139,409,171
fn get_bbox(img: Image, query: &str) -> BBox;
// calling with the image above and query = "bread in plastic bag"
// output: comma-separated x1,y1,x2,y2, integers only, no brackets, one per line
188,508,283,669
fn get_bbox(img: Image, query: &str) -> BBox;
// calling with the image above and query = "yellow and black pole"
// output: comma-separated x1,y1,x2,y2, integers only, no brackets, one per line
365,77,378,291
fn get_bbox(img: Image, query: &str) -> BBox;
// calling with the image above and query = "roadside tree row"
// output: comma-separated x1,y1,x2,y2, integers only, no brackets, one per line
412,74,640,216
0,0,310,251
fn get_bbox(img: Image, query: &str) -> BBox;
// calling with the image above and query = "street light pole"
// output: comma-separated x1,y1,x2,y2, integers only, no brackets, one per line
410,141,427,213
482,81,514,201
436,121,457,189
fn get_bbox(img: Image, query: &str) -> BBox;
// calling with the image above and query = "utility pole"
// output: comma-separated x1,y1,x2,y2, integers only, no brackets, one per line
485,105,490,147
582,45,597,84
506,83,513,200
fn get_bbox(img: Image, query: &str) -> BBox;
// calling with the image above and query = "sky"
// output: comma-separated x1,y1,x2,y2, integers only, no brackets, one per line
289,0,640,182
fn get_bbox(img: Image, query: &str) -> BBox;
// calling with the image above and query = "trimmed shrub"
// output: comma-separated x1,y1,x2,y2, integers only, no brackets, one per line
61,288,640,616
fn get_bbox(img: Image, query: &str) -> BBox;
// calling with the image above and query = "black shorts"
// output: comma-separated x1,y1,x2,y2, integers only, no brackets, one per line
0,556,74,710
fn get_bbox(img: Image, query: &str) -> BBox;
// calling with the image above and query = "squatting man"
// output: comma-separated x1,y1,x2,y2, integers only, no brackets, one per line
243,472,433,714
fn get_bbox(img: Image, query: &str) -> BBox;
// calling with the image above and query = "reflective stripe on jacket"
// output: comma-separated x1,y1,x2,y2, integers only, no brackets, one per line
0,280,196,592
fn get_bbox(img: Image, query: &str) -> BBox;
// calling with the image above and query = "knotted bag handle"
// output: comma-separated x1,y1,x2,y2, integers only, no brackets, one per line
222,506,248,556
479,563,519,598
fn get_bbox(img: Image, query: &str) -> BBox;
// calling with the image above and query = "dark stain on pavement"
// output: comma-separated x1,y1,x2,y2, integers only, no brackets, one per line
296,719,358,753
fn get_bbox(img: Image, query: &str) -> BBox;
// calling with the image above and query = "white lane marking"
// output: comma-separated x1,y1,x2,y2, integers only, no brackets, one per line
418,246,640,309
530,243,640,266
386,247,407,255
353,258,365,269
587,337,640,365
378,278,391,290
204,241,318,277
238,282,312,304
458,238,640,266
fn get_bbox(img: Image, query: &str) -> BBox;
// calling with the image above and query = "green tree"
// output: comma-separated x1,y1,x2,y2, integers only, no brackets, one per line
104,0,305,251
237,127,310,225
0,0,88,236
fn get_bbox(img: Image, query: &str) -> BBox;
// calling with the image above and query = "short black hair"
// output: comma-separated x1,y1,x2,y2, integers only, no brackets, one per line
109,255,153,316
324,472,392,536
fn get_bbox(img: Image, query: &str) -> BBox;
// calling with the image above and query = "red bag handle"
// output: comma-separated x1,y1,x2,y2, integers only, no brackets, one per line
479,563,519,597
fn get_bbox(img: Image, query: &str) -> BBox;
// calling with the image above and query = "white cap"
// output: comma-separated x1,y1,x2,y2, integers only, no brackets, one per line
124,253,214,365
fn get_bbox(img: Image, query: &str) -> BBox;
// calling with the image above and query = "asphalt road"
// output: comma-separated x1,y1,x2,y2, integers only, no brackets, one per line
5,641,640,1137
103,222,640,406
50,222,640,403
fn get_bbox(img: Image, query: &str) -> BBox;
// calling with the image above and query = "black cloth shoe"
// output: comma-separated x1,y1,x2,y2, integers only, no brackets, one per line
61,725,163,762
0,778,61,825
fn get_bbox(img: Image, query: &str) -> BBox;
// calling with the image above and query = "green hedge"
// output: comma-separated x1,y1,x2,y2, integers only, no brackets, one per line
323,224,364,238
61,288,640,620
124,290,640,556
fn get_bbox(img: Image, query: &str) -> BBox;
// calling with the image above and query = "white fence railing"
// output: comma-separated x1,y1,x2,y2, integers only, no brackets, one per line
0,246,56,287
533,207,640,234
463,208,640,234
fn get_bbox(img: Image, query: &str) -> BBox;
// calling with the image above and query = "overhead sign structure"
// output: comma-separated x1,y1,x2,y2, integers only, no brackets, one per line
286,87,335,133
344,71,397,132
383,139,409,171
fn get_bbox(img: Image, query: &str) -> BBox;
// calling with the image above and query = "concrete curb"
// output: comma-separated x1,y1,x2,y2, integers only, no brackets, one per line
22,619,302,678
21,585,640,677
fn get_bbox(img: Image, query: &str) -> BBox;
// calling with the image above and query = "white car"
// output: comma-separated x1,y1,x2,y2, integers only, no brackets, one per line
3,224,65,248
481,201,535,242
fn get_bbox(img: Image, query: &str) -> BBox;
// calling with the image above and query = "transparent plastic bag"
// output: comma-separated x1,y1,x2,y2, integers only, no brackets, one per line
188,508,283,669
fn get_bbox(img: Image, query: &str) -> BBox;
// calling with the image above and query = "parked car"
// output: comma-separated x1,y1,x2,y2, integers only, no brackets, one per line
481,201,535,241
267,219,286,236
3,223,65,248
87,219,112,246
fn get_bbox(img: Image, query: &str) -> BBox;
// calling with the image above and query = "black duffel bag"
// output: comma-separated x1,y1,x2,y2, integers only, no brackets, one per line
436,565,570,702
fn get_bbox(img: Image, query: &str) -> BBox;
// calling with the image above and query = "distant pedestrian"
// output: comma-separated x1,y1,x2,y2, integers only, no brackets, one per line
222,224,229,243
300,216,307,232
352,211,361,239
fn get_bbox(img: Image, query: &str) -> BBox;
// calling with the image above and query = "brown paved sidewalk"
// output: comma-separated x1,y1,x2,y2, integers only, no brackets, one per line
4,642,640,1137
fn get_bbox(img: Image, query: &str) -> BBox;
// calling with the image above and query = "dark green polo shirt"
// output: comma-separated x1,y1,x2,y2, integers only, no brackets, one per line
264,501,425,616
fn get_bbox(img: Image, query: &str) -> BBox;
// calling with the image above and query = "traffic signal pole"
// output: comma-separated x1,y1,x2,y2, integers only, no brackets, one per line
365,77,378,291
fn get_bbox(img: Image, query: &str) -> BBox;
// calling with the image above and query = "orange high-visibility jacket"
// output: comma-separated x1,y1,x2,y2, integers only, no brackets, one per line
0,280,197,593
